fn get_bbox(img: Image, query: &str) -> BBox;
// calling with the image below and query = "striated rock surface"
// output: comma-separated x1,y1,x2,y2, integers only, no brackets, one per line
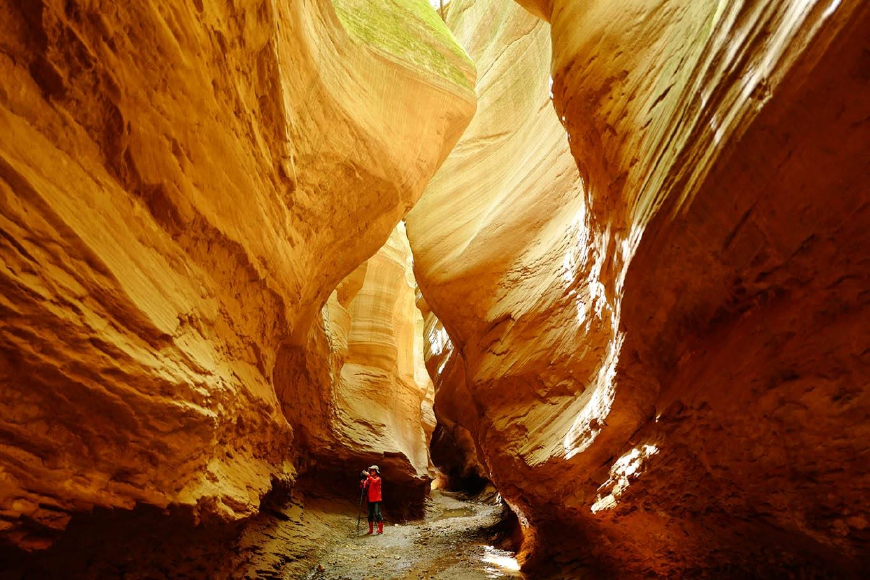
0,0,473,549
410,0,869,576
409,0,587,498
281,223,436,514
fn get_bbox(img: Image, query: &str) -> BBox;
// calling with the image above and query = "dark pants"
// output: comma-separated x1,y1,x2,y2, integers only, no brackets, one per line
367,501,383,522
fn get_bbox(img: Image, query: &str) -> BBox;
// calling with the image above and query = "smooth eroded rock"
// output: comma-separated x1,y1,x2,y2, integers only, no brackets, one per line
410,0,869,575
279,224,436,516
0,0,473,549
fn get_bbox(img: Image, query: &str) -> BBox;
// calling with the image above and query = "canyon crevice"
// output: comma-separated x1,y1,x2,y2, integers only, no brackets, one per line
279,223,436,516
1,0,868,578
0,0,472,552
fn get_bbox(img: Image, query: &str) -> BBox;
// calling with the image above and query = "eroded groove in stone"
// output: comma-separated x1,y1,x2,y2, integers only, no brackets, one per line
411,0,869,576
281,223,436,517
0,0,867,577
0,0,474,550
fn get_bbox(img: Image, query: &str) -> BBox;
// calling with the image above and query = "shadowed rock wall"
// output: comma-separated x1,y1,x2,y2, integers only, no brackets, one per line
410,0,869,576
418,299,489,492
0,0,473,550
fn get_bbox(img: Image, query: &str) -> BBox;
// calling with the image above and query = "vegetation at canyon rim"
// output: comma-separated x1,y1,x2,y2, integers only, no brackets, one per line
333,0,473,90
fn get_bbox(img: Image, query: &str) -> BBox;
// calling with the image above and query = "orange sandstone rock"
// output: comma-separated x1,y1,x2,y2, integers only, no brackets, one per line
411,0,869,575
0,0,473,549
276,223,437,516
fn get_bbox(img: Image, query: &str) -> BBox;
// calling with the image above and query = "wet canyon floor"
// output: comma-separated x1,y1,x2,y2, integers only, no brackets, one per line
307,490,524,580
0,488,523,580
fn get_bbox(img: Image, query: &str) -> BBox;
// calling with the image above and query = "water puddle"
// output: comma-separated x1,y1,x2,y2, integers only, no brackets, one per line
433,506,474,520
480,545,523,578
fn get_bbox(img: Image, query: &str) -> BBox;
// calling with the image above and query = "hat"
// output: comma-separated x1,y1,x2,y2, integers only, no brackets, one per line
368,465,380,473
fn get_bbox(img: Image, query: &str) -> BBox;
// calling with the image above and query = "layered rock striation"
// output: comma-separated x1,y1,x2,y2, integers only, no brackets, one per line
0,0,473,549
410,0,869,576
281,223,436,515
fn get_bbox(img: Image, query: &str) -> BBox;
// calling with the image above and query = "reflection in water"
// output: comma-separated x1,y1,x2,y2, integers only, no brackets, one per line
481,545,522,578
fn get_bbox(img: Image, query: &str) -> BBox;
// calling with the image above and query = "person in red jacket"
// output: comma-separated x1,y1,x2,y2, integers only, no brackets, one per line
361,465,384,534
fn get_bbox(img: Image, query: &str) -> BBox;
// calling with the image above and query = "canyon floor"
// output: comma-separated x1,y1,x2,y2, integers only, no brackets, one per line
0,488,520,580
307,490,522,580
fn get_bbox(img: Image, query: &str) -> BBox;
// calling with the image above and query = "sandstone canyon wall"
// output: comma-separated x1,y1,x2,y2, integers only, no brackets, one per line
410,0,869,576
329,224,434,483
418,299,489,491
410,0,585,495
280,223,436,515
0,0,473,550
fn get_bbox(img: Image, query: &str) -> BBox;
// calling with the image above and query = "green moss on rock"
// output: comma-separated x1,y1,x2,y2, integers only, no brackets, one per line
332,0,474,91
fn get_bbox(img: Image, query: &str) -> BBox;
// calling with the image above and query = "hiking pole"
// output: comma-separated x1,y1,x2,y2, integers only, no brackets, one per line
356,487,364,536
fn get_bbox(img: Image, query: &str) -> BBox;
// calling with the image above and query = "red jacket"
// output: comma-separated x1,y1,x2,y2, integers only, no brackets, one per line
362,474,382,502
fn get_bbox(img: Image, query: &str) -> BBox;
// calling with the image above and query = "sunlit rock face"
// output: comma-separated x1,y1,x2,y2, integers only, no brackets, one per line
411,0,587,494
0,0,473,549
280,224,436,513
411,0,869,576
408,0,591,525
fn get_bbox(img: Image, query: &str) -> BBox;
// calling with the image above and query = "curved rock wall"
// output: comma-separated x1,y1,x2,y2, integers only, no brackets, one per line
417,300,488,491
408,0,589,499
0,0,473,549
410,0,869,576
285,223,436,510
335,225,434,485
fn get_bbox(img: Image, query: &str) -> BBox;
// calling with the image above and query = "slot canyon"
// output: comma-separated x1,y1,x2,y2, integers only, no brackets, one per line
0,0,867,577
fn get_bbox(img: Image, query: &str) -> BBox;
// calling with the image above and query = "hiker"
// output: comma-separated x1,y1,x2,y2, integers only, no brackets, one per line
361,465,383,534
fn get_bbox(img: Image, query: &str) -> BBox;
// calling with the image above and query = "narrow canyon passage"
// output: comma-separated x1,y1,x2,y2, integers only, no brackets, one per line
0,0,868,578
309,490,522,580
